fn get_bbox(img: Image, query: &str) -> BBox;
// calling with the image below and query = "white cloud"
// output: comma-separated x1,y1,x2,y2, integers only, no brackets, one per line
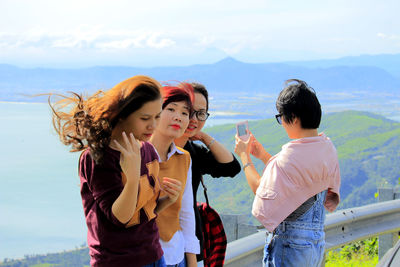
377,33,387,39
196,36,216,47
96,39,144,50
0,29,178,51
146,33,175,49
377,33,400,40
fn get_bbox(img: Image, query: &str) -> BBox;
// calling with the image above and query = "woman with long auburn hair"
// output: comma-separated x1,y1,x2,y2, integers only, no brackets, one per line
49,75,181,267
150,82,200,267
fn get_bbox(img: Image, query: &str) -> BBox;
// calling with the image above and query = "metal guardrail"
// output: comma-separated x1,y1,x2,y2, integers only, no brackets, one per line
224,199,400,267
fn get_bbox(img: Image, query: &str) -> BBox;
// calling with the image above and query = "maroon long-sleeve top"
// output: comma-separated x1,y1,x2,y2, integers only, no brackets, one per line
79,142,163,267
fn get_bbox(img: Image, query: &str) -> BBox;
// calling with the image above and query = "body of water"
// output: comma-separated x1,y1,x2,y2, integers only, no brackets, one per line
0,102,85,260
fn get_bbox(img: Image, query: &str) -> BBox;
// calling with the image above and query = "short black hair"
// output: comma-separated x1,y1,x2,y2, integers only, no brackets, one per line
276,79,321,129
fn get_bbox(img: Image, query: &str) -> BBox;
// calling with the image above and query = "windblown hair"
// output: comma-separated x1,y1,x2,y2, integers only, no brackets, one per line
162,82,194,114
49,75,162,164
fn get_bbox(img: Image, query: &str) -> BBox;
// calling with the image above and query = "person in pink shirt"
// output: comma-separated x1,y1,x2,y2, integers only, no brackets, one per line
234,79,341,267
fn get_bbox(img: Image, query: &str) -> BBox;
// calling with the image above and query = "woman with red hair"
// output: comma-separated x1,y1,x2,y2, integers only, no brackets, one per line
49,75,181,267
150,83,200,267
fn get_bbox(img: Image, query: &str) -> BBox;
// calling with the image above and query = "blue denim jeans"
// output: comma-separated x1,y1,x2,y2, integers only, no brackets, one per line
142,256,167,267
166,257,186,267
263,191,327,267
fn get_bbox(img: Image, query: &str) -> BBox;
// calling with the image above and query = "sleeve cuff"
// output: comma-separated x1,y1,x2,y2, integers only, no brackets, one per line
184,236,201,254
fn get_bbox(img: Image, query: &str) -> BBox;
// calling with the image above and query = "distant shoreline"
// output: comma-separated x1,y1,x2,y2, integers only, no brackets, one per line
1,101,399,123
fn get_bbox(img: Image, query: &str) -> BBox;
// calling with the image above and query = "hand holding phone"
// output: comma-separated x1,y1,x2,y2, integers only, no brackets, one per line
236,120,250,141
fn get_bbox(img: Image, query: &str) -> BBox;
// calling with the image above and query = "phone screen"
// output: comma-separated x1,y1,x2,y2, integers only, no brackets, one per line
237,124,247,136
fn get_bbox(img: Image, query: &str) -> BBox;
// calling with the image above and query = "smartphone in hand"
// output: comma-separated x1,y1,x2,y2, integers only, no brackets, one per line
236,120,250,141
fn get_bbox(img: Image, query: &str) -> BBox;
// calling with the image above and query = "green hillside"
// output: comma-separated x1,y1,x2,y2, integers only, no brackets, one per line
199,110,400,220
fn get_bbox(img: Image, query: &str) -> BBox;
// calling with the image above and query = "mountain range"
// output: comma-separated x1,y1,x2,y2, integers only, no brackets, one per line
1,53,400,102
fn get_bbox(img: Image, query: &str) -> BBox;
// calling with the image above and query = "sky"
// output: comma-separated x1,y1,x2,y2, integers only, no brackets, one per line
0,0,399,68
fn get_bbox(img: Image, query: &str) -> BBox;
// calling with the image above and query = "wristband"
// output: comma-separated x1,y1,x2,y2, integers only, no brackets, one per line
243,162,253,170
207,138,216,149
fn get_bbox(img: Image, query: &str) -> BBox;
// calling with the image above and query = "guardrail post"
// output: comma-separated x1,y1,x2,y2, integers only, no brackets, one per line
378,187,397,259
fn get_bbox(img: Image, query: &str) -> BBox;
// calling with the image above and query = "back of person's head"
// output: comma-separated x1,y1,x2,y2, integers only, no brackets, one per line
191,82,209,111
162,82,194,114
276,79,321,129
49,75,162,163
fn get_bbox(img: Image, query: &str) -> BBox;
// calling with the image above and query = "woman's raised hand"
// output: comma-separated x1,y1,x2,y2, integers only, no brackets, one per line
162,177,182,204
235,132,271,165
248,134,266,160
234,133,251,156
113,132,141,182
